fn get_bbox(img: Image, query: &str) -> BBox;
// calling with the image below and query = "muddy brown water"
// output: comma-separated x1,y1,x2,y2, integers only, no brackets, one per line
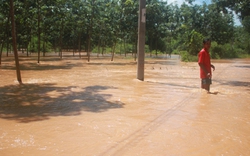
0,53,250,156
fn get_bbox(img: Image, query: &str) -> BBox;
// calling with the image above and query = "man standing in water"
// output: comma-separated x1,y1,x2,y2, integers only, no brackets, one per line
198,38,215,93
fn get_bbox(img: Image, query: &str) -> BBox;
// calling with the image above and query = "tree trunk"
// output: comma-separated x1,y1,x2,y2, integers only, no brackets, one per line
37,0,41,63
73,39,77,56
111,40,117,61
59,20,64,59
150,37,152,57
0,41,4,65
10,0,22,84
27,29,32,56
87,28,93,62
124,38,126,57
248,39,250,54
43,41,45,57
87,33,91,62
6,41,9,57
155,34,158,56
102,44,105,56
97,36,101,57
87,0,95,62
26,42,29,57
78,33,81,58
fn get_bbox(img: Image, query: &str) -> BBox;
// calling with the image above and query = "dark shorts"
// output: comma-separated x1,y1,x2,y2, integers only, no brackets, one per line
201,78,212,88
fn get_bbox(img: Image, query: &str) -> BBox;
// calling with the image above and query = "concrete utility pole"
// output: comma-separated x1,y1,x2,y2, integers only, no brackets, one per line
137,0,146,81
10,0,22,84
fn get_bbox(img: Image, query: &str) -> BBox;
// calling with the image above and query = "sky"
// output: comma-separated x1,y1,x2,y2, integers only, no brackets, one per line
165,0,241,26
167,0,211,6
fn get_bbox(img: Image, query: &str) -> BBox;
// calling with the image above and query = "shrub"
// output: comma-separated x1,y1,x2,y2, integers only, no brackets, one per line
210,42,221,59
211,42,240,58
180,51,198,62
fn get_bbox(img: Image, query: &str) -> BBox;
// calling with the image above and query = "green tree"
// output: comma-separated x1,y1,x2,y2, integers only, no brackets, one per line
121,0,138,57
0,0,10,63
214,0,250,20
147,0,169,55
187,30,203,56
207,3,234,44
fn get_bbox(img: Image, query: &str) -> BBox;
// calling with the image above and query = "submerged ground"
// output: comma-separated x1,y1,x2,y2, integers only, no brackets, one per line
0,53,250,156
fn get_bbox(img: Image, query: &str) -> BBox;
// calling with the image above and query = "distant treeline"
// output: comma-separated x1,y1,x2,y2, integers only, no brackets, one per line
0,0,250,61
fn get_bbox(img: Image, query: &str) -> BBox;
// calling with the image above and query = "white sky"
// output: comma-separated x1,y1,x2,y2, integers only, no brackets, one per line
165,0,241,26
166,0,211,6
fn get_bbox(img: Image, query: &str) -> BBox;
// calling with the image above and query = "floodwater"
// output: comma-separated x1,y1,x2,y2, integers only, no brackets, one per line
0,53,250,156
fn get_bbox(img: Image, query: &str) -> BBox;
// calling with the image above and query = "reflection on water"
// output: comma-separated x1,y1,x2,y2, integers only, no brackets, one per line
0,56,249,155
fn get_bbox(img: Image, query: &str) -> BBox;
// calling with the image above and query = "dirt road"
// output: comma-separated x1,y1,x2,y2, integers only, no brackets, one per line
0,54,249,156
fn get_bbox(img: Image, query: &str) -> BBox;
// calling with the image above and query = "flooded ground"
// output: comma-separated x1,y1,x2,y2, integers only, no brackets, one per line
0,53,250,156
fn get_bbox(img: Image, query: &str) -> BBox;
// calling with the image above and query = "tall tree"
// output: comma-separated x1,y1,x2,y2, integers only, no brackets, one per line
37,0,41,63
213,0,250,20
207,3,234,44
10,0,22,84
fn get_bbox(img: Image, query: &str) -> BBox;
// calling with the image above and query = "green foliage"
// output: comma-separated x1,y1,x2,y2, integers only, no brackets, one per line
28,36,38,52
210,42,238,58
180,51,198,62
28,36,52,53
242,16,250,35
216,0,250,21
148,37,167,53
187,30,204,56
210,51,221,59
0,0,249,60
222,44,240,58
238,54,250,58
172,49,180,55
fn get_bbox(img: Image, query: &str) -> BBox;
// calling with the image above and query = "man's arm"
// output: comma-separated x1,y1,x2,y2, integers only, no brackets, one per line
199,63,210,78
211,64,215,71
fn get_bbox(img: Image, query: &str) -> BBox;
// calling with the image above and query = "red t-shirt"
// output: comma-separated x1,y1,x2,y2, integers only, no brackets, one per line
198,48,211,79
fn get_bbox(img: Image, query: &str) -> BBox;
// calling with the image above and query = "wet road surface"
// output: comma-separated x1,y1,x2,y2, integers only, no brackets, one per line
0,54,250,155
